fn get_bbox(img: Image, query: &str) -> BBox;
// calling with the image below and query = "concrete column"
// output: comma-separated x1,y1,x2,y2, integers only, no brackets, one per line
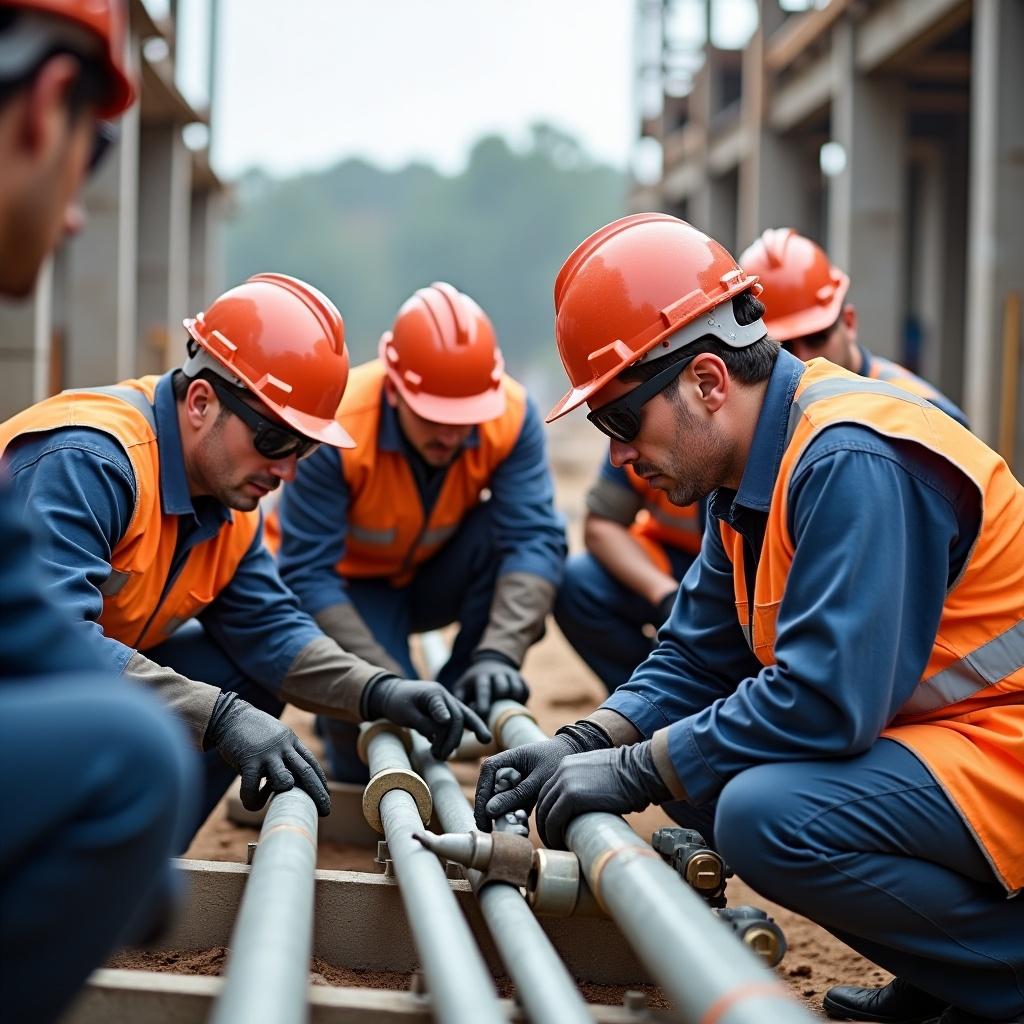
691,172,737,252
963,0,1024,448
188,187,225,316
0,260,53,419
137,124,192,376
61,100,140,387
828,18,906,359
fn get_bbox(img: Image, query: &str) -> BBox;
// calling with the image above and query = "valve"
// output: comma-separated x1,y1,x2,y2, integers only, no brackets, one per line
651,827,728,907
716,906,787,968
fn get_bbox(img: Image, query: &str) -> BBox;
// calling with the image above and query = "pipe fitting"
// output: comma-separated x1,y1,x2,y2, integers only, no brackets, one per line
490,703,538,750
527,848,582,917
362,766,432,834
357,720,412,765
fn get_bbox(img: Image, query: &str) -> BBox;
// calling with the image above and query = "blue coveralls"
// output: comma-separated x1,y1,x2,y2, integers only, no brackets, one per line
602,350,1024,1018
555,452,703,692
277,392,566,782
3,373,325,837
0,477,197,1023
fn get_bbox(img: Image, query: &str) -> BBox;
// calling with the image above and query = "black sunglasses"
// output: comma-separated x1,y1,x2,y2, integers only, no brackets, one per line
587,354,698,443
88,122,119,177
211,380,319,461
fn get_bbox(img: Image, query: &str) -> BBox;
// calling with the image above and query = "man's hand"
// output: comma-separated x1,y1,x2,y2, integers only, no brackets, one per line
364,677,491,762
452,652,529,717
473,736,579,830
205,692,332,816
535,742,671,849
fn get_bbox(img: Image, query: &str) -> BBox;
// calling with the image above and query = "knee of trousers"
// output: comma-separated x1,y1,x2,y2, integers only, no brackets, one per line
714,764,820,902
554,553,615,631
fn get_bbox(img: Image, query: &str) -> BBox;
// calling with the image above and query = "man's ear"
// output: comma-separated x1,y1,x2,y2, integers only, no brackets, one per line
183,378,216,430
689,353,729,414
841,304,857,334
20,55,81,161
382,376,399,409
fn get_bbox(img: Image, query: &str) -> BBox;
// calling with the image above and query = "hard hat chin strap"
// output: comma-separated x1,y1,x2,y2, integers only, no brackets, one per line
637,295,766,364
182,342,246,390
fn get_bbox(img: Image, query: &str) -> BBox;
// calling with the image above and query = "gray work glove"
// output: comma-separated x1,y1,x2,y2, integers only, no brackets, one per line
535,741,672,850
452,651,529,718
204,692,332,816
473,719,612,831
362,676,491,762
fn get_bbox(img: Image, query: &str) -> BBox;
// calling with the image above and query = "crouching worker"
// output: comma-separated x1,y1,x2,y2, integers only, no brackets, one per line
273,283,566,782
0,274,490,839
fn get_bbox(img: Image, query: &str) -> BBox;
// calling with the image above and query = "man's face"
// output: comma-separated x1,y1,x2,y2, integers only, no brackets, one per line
593,367,733,508
192,389,301,511
391,392,473,467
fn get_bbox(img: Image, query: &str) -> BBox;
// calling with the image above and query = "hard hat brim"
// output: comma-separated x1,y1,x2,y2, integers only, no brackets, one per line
763,272,849,342
396,379,507,426
274,404,356,449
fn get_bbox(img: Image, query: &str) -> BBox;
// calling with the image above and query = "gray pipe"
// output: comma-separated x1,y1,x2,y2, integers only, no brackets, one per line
365,728,504,1024
409,733,592,1024
210,788,318,1024
488,701,816,1024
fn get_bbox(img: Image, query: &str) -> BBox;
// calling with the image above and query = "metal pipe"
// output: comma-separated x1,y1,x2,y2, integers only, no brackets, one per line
364,728,504,1024
410,733,593,1024
489,701,816,1024
210,789,318,1024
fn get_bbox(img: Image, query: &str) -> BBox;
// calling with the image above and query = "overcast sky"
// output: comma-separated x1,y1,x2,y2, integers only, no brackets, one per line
165,0,761,180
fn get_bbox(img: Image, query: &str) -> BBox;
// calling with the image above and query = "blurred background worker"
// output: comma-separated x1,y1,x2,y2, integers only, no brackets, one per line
740,228,969,428
0,274,490,840
275,281,566,782
478,213,1024,1024
0,2,197,1021
554,449,703,692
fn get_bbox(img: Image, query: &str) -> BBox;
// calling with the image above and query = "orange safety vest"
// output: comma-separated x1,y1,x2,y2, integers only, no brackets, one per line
866,353,948,405
719,358,1024,891
295,360,527,586
624,464,702,573
0,378,260,651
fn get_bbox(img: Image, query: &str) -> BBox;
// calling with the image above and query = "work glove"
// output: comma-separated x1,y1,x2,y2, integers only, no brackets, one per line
452,650,529,718
205,692,332,816
473,719,612,831
535,741,672,850
362,676,491,762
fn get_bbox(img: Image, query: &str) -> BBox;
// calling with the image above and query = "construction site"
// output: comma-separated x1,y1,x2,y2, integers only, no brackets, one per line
1,1,1022,1024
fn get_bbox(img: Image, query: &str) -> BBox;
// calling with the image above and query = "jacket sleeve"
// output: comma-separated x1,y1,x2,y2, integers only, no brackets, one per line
656,434,975,805
275,443,351,615
586,450,644,524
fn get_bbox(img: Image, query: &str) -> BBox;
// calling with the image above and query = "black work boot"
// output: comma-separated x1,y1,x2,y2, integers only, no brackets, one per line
823,977,948,1022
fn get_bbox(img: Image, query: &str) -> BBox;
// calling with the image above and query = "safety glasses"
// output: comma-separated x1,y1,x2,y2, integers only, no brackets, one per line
586,354,697,443
211,381,320,461
88,122,119,177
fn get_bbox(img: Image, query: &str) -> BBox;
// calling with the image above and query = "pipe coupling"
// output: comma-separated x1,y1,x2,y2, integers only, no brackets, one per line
362,767,432,834
356,720,412,765
491,703,538,750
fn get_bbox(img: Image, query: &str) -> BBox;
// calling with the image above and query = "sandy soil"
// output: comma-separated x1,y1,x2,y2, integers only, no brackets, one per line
181,418,885,1016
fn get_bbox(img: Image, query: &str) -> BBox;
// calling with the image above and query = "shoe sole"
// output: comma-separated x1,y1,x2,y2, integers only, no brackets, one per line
822,992,943,1023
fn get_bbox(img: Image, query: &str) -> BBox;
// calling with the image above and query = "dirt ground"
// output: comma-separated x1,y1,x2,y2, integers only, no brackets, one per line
181,418,886,1015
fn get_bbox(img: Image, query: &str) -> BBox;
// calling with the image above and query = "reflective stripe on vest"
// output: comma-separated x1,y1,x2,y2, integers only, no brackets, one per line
69,384,158,433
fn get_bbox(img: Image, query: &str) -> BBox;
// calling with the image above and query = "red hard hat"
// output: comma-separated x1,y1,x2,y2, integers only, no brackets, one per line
3,0,135,117
183,273,355,449
738,229,849,342
547,213,761,422
379,282,506,425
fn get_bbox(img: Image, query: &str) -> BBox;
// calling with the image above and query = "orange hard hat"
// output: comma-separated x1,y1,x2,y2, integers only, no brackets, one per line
738,229,849,342
547,213,763,422
379,282,506,425
2,0,135,117
183,273,355,449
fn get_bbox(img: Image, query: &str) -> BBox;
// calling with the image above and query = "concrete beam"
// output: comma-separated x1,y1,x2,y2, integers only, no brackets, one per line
964,0,1024,449
767,51,831,134
855,0,970,74
707,120,747,177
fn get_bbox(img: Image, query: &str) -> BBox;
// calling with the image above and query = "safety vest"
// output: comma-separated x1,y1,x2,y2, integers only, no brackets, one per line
719,358,1024,891
867,353,947,405
325,360,526,585
624,464,702,571
0,378,259,651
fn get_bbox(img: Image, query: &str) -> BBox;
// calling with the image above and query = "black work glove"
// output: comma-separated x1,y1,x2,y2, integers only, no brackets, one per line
362,675,491,762
535,741,672,850
473,719,612,831
452,650,529,718
655,589,677,625
205,692,331,816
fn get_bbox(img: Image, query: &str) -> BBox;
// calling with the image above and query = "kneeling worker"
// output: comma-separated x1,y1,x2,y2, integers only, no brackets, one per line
0,274,489,837
478,214,1024,1024
274,282,566,781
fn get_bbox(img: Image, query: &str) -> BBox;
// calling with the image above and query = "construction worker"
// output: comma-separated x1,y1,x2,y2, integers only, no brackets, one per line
0,273,491,839
553,450,704,692
477,213,1024,1024
740,228,969,427
274,282,566,783
0,3,197,1020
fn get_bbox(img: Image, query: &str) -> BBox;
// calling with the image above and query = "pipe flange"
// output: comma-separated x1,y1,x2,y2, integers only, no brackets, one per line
481,832,533,887
356,720,412,765
362,767,433,834
527,847,581,917
491,704,538,751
